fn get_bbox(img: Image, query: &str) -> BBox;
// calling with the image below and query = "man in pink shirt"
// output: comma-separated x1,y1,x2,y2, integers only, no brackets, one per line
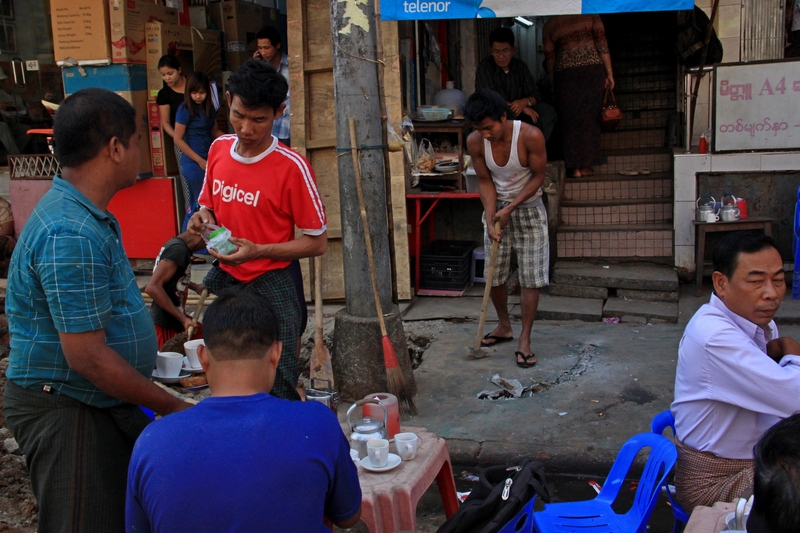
671,231,800,512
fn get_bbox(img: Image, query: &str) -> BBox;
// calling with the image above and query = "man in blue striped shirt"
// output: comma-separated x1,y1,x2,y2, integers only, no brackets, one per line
3,88,192,533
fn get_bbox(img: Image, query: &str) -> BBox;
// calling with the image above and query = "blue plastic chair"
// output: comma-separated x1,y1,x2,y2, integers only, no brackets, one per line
497,495,537,533
651,410,689,533
532,433,677,533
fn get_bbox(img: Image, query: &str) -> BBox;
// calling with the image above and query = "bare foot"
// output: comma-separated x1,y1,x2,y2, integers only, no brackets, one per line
581,167,594,176
570,169,582,178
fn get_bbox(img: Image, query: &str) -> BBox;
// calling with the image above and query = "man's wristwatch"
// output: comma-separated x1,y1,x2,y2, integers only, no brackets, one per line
526,98,533,107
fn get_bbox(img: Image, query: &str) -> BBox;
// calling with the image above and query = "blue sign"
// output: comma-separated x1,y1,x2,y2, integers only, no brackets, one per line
381,0,693,20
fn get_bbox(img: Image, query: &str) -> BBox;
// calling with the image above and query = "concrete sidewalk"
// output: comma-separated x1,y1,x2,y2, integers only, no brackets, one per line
345,284,800,475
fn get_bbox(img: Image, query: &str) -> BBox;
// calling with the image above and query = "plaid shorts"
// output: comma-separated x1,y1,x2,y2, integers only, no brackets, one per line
483,198,550,289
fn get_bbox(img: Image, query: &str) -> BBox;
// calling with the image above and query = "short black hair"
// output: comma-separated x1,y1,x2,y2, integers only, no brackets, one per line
54,88,137,169
256,26,282,49
712,231,779,279
464,89,510,125
157,54,182,71
489,27,515,47
201,287,280,361
227,59,287,113
748,413,800,533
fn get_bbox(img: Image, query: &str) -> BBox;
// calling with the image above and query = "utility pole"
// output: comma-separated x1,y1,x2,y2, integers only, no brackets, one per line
329,0,416,400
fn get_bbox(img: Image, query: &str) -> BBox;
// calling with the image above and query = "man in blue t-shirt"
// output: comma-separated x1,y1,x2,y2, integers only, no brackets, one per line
126,288,362,532
3,88,192,533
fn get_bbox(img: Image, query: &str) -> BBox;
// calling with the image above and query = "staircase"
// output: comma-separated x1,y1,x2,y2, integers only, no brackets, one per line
555,11,678,264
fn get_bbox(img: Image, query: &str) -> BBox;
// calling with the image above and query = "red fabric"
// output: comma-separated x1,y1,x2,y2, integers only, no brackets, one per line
154,323,203,350
155,324,179,350
198,135,327,282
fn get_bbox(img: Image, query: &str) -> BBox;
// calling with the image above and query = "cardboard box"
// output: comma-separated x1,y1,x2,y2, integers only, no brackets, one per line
145,22,194,100
62,64,153,178
50,0,112,66
210,1,279,71
189,6,208,29
165,0,190,27
148,101,179,177
192,28,222,85
110,0,178,65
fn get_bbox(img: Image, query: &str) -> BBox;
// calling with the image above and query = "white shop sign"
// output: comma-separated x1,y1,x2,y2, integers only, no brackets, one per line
713,60,800,152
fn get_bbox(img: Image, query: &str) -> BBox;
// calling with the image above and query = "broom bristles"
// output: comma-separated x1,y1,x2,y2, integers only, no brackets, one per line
382,335,418,415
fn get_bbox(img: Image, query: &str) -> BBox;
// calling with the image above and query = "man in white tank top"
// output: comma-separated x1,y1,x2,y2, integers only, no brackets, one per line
465,90,550,368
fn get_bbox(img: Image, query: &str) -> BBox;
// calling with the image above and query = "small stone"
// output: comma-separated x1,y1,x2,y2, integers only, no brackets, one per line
0,428,10,438
4,437,19,454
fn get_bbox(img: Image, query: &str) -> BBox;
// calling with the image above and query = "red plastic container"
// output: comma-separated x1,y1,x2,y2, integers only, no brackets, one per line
736,198,748,219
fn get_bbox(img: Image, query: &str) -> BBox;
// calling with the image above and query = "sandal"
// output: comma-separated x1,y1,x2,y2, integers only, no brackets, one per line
638,168,651,175
481,333,514,347
515,351,537,368
618,169,639,176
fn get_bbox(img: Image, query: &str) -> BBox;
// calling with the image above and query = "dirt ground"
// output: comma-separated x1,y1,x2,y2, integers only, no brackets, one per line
0,318,441,532
0,356,37,533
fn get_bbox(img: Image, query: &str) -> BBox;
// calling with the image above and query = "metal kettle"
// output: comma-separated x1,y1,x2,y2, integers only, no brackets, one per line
720,193,740,221
696,194,716,221
346,399,388,459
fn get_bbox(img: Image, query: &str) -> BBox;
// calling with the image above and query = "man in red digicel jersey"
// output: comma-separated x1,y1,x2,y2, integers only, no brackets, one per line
188,59,327,400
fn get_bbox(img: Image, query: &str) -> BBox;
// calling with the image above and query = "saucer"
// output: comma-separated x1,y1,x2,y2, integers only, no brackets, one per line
151,369,190,384
182,364,204,374
360,453,401,473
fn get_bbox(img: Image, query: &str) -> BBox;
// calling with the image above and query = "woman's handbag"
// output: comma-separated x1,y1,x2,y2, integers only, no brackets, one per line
601,88,623,132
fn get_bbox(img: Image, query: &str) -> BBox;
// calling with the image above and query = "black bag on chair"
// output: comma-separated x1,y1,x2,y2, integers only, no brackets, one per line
437,459,552,533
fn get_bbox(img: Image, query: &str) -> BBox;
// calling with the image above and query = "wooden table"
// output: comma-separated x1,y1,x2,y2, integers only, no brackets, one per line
684,501,735,533
356,427,459,533
693,217,774,296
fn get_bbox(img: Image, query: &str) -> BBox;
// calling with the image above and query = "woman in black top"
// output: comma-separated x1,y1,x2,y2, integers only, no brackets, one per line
156,55,194,235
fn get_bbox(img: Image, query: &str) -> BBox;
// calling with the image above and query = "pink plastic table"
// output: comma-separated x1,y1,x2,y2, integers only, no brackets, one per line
356,426,459,532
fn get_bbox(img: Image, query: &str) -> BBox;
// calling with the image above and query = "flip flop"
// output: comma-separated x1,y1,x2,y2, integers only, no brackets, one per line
619,169,639,176
515,351,537,368
638,168,651,175
481,333,514,347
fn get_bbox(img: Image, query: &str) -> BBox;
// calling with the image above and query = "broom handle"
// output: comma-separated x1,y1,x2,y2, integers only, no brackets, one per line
314,255,324,347
475,222,501,350
187,288,209,340
349,118,388,337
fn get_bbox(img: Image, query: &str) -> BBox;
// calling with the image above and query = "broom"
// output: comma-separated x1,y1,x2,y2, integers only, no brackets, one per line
160,288,210,354
349,118,416,415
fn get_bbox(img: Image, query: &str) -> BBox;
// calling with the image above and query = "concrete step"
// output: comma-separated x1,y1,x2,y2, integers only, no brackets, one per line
615,90,676,112
562,174,672,202
551,261,679,292
618,288,679,303
602,297,679,323
616,108,674,133
534,293,603,322
561,201,672,226
556,226,673,259
601,129,665,151
595,147,672,175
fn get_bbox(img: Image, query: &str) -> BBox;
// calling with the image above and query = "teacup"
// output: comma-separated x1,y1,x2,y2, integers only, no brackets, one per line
395,432,420,461
704,211,719,223
156,351,183,378
367,438,390,467
183,339,205,370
